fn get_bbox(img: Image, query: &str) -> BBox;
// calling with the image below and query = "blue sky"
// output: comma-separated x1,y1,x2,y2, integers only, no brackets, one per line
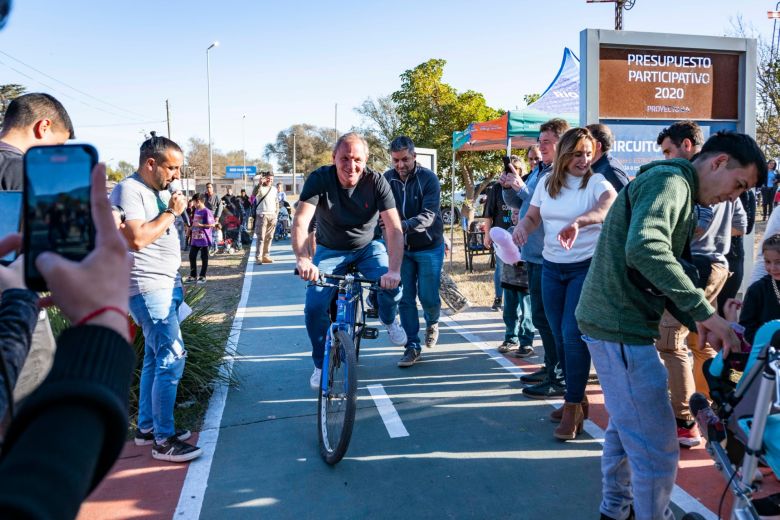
0,1,775,170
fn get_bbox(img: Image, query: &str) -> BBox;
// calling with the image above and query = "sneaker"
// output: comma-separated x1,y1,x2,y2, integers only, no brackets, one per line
424,323,439,348
196,276,207,285
397,347,421,368
491,297,502,311
383,316,407,346
497,341,519,353
184,276,196,284
310,367,322,391
522,381,566,399
677,425,702,448
151,436,202,463
134,428,192,447
520,368,547,384
511,345,534,358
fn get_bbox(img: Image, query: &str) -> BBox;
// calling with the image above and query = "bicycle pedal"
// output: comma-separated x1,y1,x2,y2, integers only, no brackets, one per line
362,327,379,339
365,308,379,319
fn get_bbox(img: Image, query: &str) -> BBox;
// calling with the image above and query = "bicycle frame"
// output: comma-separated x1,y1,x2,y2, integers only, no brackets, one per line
321,274,361,392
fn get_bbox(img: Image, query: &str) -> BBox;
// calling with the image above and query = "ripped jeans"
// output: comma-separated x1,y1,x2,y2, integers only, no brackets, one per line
130,286,186,442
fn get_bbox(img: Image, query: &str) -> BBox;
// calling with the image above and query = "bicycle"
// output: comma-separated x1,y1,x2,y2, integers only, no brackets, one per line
303,267,379,465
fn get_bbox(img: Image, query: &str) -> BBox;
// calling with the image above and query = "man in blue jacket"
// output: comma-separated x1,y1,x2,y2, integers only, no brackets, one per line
384,136,445,367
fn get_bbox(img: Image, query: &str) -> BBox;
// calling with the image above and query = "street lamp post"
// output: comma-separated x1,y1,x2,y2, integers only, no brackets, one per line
206,41,219,185
242,114,247,193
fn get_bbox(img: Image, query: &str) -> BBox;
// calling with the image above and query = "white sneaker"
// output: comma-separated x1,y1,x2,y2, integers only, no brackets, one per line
383,316,407,346
310,367,322,391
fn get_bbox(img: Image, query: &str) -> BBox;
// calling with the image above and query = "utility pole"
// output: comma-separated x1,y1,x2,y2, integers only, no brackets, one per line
585,0,635,31
165,99,171,138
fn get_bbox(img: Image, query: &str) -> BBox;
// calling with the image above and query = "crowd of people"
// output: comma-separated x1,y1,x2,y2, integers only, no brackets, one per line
0,90,776,520
292,120,775,520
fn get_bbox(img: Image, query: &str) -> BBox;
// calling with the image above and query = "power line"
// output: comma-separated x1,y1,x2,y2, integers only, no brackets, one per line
0,49,155,121
0,58,152,122
80,120,167,128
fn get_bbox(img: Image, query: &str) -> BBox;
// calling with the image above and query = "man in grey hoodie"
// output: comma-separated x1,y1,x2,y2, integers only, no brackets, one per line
384,136,444,367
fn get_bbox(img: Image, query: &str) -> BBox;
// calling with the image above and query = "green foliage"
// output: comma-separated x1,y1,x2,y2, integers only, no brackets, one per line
106,165,124,182
48,286,236,429
391,59,504,202
0,84,26,127
523,92,541,106
263,124,337,176
353,95,401,172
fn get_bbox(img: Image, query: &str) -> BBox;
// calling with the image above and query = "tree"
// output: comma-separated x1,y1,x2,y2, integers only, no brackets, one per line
0,84,26,127
391,59,503,203
105,165,124,182
353,95,401,171
523,92,541,106
729,17,779,159
117,160,135,178
185,137,271,184
263,124,336,176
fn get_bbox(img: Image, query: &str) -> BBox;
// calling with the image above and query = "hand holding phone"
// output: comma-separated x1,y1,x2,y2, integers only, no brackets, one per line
23,144,98,292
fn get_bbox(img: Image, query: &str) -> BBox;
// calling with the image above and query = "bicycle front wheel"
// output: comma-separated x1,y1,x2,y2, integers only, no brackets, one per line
318,329,358,465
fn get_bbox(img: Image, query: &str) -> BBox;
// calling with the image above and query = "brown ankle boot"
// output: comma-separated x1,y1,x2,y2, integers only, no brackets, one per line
553,402,584,440
550,396,589,423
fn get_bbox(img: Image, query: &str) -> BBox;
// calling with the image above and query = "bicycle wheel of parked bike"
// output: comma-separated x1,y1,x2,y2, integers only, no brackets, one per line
318,329,357,465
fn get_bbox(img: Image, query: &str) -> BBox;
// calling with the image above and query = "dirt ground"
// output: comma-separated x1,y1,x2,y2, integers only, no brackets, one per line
179,245,248,323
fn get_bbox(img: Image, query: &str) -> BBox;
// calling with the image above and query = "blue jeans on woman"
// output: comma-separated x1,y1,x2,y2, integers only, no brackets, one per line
541,258,591,403
399,243,444,350
305,240,401,369
129,286,186,442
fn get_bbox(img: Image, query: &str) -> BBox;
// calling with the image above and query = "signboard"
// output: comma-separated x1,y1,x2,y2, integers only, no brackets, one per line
606,120,737,175
225,165,256,179
599,47,739,120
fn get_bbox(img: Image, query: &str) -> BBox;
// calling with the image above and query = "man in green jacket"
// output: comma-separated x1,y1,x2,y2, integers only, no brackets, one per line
575,131,766,520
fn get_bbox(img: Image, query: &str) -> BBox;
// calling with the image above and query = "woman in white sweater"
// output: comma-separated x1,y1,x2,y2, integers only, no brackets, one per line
513,127,617,440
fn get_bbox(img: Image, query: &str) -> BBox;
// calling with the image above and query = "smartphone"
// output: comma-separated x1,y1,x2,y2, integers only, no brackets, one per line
0,191,21,264
23,144,97,292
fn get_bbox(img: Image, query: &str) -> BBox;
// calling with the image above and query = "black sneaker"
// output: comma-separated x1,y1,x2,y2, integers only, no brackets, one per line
520,368,547,384
151,436,202,462
497,341,519,353
134,428,192,446
491,297,502,311
397,347,422,368
511,345,534,358
522,381,566,399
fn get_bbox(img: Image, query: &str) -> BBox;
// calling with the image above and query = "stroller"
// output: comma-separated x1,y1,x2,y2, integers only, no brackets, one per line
274,204,291,241
685,320,780,519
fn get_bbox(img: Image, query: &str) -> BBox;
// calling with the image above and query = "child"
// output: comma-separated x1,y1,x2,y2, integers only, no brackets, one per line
724,233,780,351
188,193,215,284
496,208,535,357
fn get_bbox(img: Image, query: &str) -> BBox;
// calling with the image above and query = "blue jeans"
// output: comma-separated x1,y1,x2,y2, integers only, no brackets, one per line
129,286,186,442
493,256,503,300
584,337,678,520
399,244,444,350
541,258,591,402
503,288,535,345
528,261,560,383
305,240,401,369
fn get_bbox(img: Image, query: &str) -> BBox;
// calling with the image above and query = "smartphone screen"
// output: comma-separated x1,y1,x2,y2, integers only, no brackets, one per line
0,192,21,263
24,144,97,291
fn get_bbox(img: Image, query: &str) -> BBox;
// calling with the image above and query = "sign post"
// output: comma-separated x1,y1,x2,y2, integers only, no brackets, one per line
580,28,757,290
225,165,257,179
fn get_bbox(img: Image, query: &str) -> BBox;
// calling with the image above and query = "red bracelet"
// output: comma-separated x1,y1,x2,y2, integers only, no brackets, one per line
75,306,128,327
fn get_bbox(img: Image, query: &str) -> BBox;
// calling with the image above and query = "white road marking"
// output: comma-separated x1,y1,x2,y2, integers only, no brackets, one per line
367,383,410,438
440,315,717,520
174,238,258,519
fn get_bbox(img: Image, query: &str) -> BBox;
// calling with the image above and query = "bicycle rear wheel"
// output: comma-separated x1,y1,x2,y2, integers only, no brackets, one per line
318,329,357,464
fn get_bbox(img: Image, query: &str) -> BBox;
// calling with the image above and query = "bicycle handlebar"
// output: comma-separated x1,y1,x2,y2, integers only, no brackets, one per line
293,269,379,287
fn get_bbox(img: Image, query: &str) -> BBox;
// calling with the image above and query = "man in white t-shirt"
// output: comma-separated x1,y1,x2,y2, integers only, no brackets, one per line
253,171,278,264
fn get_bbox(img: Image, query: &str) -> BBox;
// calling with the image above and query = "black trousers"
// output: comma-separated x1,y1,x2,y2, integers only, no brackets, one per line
189,246,209,277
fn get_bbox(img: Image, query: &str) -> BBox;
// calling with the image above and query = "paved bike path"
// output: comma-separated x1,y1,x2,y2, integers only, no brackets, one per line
190,244,609,519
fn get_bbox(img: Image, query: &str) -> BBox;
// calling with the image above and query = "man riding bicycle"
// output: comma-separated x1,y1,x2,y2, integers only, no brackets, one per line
293,132,407,390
